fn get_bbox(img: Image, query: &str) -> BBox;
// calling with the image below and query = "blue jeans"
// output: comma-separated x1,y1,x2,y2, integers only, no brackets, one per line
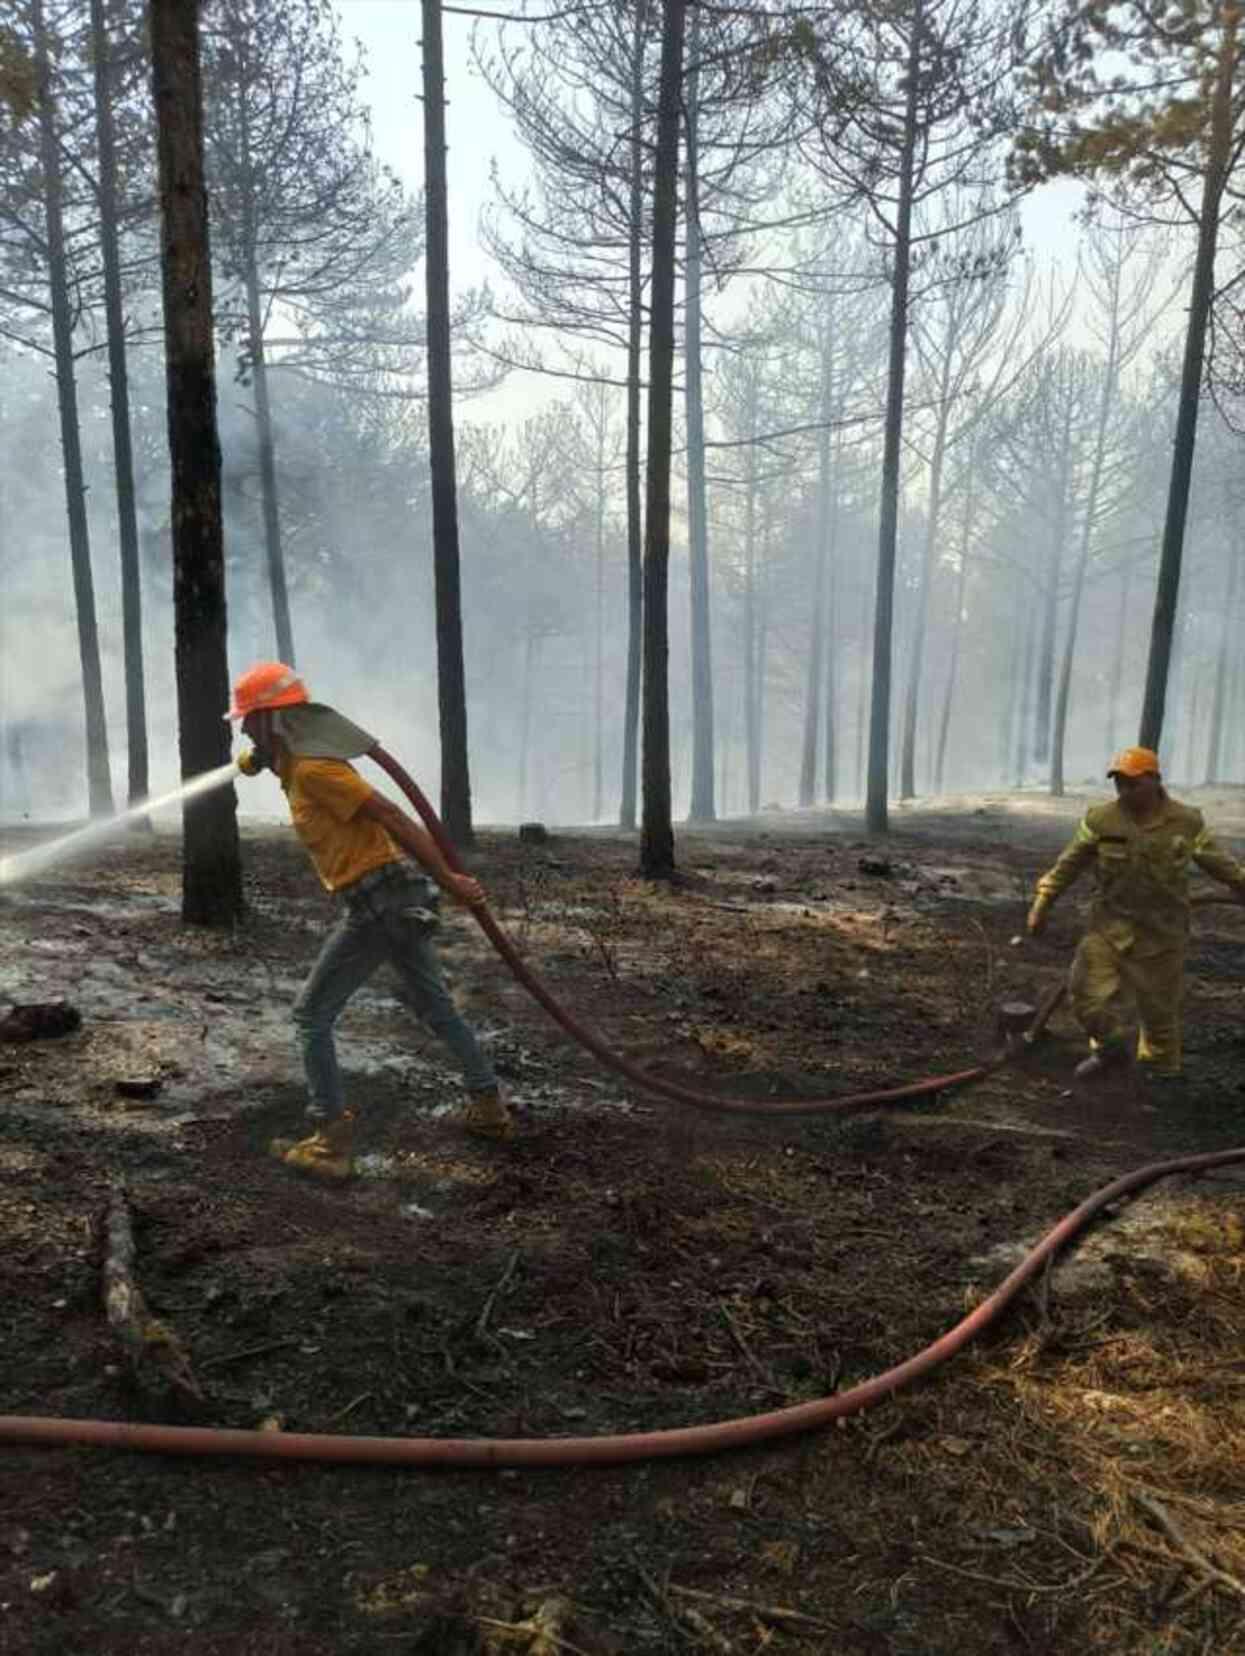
292,863,496,1122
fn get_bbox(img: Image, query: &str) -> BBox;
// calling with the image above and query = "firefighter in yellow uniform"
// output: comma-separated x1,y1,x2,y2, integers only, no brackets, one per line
1027,747,1245,1083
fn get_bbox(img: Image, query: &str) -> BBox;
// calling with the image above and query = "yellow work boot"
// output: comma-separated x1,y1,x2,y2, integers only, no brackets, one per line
270,1110,356,1181
461,1086,514,1142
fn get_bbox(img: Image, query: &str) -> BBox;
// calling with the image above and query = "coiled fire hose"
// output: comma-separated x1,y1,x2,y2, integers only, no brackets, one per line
3,753,1242,1466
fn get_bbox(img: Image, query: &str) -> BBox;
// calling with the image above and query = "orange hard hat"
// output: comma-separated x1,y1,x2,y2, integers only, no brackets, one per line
1107,746,1160,779
224,662,309,721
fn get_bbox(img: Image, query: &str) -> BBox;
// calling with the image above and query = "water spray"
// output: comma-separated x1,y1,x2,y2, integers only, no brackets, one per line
0,761,241,889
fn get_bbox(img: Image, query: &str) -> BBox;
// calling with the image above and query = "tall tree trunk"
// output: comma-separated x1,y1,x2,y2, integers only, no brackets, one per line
719,659,734,817
1229,616,1245,779
1183,660,1204,782
638,0,685,878
900,342,954,799
1010,582,1038,785
150,0,242,926
934,434,977,794
1034,412,1072,769
801,328,833,806
753,510,769,813
593,404,606,822
33,0,112,818
421,0,473,845
1105,554,1133,755
683,4,714,822
90,0,148,809
620,0,647,830
855,568,869,798
1052,335,1121,796
244,262,294,664
1205,543,1239,781
1139,7,1237,750
865,0,922,834
743,400,760,816
822,489,839,803
517,629,535,818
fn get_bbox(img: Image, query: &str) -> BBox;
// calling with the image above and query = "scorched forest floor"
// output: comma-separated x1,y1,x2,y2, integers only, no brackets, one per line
3,787,1245,1654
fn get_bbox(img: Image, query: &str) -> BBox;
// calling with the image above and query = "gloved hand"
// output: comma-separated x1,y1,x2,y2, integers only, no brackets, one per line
1026,896,1050,937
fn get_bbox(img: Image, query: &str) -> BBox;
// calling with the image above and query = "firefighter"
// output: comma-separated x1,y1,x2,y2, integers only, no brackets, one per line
1026,746,1245,1083
227,661,513,1180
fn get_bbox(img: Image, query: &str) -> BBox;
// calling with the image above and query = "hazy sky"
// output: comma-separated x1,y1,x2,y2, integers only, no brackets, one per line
336,0,1091,283
336,1,511,282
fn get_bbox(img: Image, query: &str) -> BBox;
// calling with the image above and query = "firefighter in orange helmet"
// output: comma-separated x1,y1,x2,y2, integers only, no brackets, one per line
1027,747,1245,1084
227,662,513,1179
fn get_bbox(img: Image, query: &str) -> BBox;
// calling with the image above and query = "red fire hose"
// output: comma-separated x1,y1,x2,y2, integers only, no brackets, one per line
369,746,1010,1116
3,1144,1242,1464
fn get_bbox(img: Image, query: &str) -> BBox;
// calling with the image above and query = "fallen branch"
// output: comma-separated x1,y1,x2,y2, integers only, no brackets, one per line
639,1568,735,1653
719,1303,779,1392
102,1184,203,1415
669,1582,836,1631
921,1548,1111,1594
200,1338,301,1371
476,1249,521,1341
475,1595,582,1654
1133,1492,1245,1599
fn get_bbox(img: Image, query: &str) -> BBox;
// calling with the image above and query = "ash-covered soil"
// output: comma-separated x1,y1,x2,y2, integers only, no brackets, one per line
2,787,1245,1654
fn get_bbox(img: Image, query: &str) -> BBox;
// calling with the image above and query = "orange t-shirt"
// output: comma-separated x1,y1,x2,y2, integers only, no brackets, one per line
277,755,400,893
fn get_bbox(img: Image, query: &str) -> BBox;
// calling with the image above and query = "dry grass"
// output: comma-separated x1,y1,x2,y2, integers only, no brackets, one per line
979,1194,1245,1650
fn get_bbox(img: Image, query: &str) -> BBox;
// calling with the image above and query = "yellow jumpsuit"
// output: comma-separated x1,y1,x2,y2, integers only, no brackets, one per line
1033,795,1245,1075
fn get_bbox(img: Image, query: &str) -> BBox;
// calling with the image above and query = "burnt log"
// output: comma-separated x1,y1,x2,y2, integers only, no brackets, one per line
102,1184,203,1416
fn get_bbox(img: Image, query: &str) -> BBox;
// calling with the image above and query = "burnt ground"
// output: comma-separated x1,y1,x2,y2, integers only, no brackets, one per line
3,788,1245,1654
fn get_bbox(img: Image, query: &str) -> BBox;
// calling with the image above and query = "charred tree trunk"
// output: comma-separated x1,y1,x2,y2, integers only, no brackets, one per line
751,504,770,813
865,0,922,835
855,567,870,798
244,261,294,665
900,342,954,800
1205,544,1239,782
90,0,148,810
1105,554,1133,755
683,4,714,824
33,0,112,818
1053,284,1125,797
1139,8,1236,751
934,435,977,795
1002,571,1031,785
638,0,686,879
801,337,834,807
150,0,243,926
593,409,606,822
822,501,839,803
619,0,647,832
422,0,474,846
743,414,760,816
1033,410,1071,770
517,627,536,818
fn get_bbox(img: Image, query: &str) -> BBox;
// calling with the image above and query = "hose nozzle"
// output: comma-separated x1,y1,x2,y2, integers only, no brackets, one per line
237,749,264,778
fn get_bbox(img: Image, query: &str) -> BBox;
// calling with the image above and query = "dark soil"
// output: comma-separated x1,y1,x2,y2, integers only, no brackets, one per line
3,789,1245,1654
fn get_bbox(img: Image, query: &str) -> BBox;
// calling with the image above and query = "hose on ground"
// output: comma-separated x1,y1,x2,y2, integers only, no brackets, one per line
370,745,1012,1118
3,1143,1241,1464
